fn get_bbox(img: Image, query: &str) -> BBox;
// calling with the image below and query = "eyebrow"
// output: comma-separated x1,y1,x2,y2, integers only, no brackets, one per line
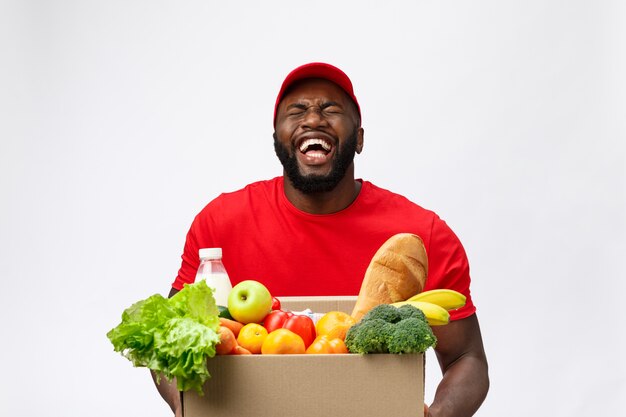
320,101,342,109
286,103,308,110
286,101,343,111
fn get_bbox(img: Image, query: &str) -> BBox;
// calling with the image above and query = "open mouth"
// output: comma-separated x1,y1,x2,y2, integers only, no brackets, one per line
298,138,332,160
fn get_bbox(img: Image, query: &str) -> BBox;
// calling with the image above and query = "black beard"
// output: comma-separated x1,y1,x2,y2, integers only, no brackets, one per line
273,131,358,194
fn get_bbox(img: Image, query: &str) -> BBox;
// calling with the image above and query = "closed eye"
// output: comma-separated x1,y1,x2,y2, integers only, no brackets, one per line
286,103,307,116
321,102,343,114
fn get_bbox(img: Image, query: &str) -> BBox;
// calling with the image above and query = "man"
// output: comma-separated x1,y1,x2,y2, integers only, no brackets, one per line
154,62,489,417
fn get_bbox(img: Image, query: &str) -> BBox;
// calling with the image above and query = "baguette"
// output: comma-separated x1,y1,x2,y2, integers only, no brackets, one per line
351,233,428,321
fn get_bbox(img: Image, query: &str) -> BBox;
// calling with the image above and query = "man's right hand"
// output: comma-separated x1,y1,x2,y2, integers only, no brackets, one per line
151,370,182,416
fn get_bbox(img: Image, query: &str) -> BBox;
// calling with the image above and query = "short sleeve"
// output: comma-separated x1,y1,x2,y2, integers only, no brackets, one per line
171,199,220,291
171,220,201,291
424,216,476,321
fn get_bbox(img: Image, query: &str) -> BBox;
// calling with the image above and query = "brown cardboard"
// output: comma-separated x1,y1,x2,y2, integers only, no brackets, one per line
182,296,424,417
280,295,360,316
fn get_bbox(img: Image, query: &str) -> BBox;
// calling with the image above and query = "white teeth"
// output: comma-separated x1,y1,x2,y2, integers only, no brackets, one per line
299,138,331,152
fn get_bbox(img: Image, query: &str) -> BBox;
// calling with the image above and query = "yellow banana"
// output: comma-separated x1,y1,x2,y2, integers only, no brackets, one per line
391,300,450,326
407,289,466,311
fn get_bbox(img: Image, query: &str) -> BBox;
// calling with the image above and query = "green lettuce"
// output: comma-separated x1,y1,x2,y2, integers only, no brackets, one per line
107,280,221,394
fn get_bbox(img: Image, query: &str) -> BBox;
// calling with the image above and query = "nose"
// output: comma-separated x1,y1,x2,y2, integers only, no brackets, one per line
301,107,328,129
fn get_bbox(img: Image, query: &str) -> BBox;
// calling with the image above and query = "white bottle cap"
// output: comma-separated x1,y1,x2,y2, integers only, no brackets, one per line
199,248,222,260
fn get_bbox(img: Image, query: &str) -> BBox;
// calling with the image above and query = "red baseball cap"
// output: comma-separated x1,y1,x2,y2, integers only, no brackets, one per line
273,62,361,126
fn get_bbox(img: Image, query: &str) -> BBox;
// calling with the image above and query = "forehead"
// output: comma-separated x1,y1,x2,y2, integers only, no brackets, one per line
279,78,353,106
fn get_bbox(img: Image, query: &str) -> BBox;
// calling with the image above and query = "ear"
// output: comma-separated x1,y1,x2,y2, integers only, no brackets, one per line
356,127,364,154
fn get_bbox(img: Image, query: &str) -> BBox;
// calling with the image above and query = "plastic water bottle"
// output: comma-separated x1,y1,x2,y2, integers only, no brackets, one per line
195,248,232,306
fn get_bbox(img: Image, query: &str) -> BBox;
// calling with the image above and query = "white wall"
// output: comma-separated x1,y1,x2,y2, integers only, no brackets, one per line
1,1,624,416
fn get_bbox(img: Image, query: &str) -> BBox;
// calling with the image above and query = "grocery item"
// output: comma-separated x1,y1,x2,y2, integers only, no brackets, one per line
237,323,268,354
406,289,466,310
391,300,450,326
219,317,244,338
216,326,238,355
282,314,316,348
345,304,436,354
351,233,428,321
261,328,306,354
227,280,273,324
305,335,349,354
262,309,293,333
196,248,232,307
106,280,220,393
232,345,252,355
327,337,349,354
315,311,356,341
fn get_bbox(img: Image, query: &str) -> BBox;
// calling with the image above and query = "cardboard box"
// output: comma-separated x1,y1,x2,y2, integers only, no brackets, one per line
182,296,424,417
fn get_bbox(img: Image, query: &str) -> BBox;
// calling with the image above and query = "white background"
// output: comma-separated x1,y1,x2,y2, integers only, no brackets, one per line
1,1,624,416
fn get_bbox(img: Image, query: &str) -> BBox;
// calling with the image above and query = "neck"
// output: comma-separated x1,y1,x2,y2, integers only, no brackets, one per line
283,166,361,214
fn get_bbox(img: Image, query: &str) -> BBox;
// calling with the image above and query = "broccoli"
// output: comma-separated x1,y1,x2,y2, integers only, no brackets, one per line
396,304,427,322
387,317,437,354
344,318,394,354
345,304,437,354
361,303,402,323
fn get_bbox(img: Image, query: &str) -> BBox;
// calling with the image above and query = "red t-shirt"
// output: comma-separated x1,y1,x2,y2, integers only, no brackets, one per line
173,177,476,320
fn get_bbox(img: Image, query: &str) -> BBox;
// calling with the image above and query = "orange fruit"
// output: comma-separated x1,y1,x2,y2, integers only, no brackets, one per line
328,337,348,354
261,328,306,354
315,311,356,341
237,323,268,354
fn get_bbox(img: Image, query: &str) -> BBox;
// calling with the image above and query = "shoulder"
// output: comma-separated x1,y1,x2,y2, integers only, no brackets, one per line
201,177,281,210
223,177,281,198
187,178,281,230
184,178,282,245
359,180,461,247
361,180,438,220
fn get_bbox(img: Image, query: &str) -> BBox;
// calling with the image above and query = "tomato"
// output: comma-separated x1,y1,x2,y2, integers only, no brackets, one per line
263,309,292,333
271,296,281,311
305,336,334,354
327,337,348,354
305,335,349,354
283,314,316,348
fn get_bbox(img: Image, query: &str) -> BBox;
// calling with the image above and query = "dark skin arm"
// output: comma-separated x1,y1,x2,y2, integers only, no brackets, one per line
151,287,182,417
428,313,489,417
